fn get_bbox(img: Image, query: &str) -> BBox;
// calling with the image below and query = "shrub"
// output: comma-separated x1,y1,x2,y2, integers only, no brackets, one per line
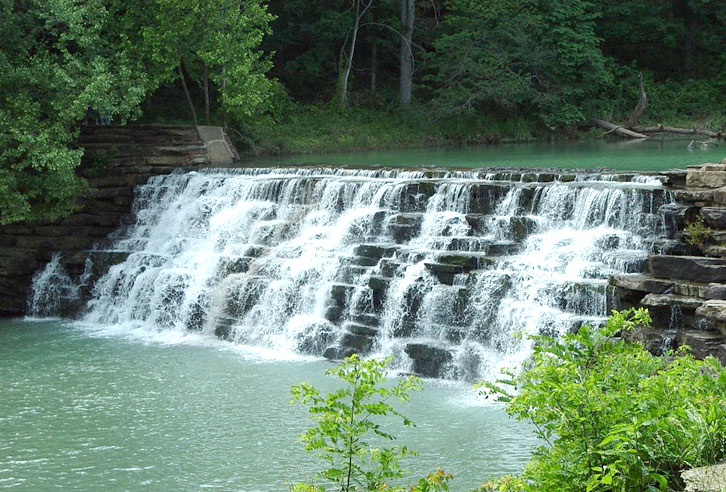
482,308,726,492
684,215,710,247
291,354,424,491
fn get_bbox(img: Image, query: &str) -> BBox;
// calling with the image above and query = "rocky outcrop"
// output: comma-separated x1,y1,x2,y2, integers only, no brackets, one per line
0,125,237,317
609,159,726,364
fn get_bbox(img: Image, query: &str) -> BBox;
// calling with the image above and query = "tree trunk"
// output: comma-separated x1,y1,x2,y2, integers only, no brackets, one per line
203,63,211,126
370,38,377,97
178,61,198,127
221,67,227,128
399,0,415,107
337,0,373,109
369,11,377,98
589,118,649,139
625,72,646,129
632,125,724,139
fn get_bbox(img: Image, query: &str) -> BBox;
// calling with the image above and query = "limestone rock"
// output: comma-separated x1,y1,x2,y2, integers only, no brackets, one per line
677,330,726,359
649,255,726,283
696,300,726,321
673,188,715,203
701,207,726,228
681,462,726,492
609,274,674,294
713,186,726,205
640,293,704,310
705,284,726,300
687,166,726,188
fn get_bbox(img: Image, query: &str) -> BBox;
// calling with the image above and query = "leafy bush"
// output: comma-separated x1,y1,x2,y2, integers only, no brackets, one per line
483,308,726,492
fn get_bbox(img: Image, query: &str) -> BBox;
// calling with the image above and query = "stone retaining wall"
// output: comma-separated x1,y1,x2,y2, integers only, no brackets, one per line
610,159,726,364
0,124,236,317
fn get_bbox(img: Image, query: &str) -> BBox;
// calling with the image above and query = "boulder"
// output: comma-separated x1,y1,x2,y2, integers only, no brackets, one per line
343,322,378,337
701,207,726,228
424,262,464,285
404,343,453,378
718,344,726,366
649,255,726,283
682,462,726,492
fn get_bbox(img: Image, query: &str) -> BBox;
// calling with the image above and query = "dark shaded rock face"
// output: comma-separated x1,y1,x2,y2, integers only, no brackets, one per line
0,125,231,317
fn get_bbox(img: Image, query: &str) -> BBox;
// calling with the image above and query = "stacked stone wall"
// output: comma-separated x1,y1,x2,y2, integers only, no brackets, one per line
0,125,235,316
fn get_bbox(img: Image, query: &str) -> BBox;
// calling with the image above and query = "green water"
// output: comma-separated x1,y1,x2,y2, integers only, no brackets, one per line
250,139,724,171
0,320,537,491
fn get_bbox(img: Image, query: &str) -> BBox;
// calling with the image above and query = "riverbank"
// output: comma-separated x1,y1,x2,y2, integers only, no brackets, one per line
234,104,724,158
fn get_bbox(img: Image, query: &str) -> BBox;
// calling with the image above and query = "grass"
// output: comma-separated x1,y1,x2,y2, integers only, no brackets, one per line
243,103,544,157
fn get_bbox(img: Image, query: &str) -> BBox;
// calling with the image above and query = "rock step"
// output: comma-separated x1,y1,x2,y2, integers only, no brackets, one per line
351,313,380,327
610,274,715,299
342,322,378,337
677,330,726,359
640,293,704,310
218,256,254,276
404,343,453,378
649,255,726,283
353,244,398,259
424,262,465,285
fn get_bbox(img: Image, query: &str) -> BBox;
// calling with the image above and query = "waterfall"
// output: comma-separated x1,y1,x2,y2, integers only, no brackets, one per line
29,168,672,380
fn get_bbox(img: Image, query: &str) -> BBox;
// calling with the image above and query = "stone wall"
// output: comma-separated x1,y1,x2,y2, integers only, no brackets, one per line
610,160,726,364
0,124,237,317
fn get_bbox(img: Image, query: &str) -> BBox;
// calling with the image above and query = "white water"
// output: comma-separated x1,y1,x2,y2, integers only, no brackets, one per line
29,168,672,380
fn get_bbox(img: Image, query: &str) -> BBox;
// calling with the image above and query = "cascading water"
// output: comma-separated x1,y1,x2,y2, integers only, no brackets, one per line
29,167,673,380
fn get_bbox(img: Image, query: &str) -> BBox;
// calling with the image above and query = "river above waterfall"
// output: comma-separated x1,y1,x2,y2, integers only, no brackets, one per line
0,318,537,491
248,139,723,171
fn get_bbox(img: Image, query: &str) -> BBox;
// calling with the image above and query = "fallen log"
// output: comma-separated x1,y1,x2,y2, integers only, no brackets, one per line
589,118,649,139
632,125,724,139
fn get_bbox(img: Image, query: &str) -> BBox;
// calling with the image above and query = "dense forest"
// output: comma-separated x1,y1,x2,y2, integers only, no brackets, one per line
1,0,725,224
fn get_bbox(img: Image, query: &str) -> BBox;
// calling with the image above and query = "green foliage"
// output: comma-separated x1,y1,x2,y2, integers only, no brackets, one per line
482,308,726,492
684,215,711,247
291,355,423,491
147,0,274,121
0,0,273,225
428,0,612,127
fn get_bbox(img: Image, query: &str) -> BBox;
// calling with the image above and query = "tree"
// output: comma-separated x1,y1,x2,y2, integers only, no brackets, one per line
428,0,612,126
398,0,415,106
143,0,274,125
0,0,150,225
0,0,274,225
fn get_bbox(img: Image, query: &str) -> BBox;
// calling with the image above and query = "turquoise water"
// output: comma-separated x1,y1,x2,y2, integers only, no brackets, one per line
0,319,537,491
249,139,724,171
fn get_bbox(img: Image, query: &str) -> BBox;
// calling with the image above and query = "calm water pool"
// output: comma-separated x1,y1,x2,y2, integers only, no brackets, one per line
0,319,537,491
249,139,723,171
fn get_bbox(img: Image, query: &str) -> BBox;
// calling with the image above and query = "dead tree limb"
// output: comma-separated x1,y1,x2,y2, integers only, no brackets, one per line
589,118,649,139
625,73,647,128
632,125,724,139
